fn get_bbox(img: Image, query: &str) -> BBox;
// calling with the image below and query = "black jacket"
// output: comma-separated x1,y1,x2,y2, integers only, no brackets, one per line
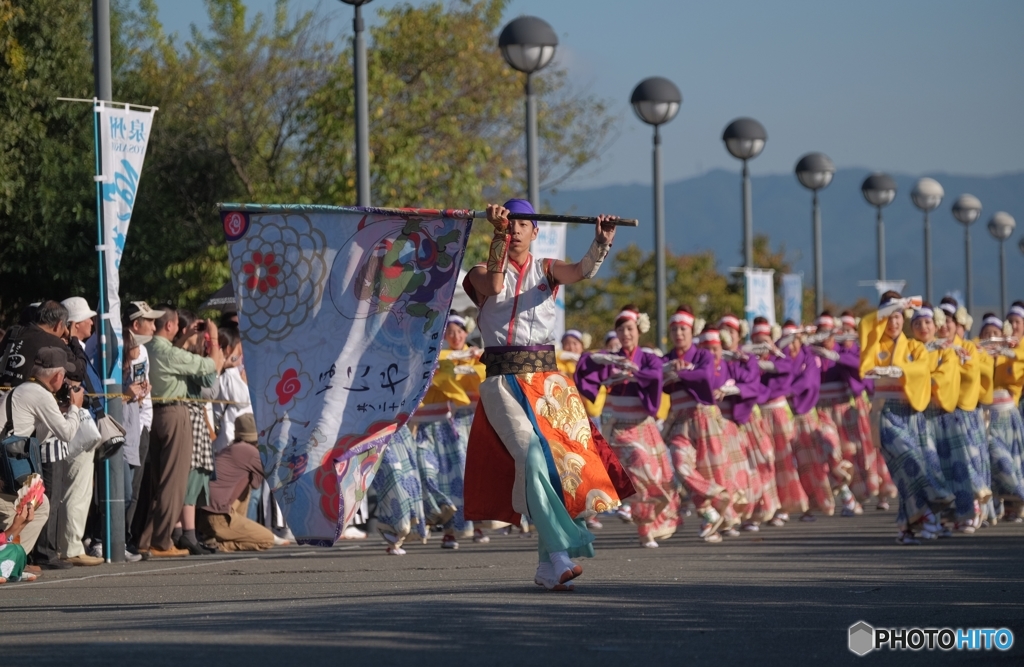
0,324,69,387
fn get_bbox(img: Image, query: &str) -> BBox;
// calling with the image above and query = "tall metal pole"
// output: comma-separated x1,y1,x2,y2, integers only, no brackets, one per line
876,207,886,281
999,240,1007,316
93,0,111,100
742,159,753,268
812,190,823,314
965,225,973,313
93,0,124,563
653,125,667,349
353,4,370,206
525,74,539,210
923,211,933,303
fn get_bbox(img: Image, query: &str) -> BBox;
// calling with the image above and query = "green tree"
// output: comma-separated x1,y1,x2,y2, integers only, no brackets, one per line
117,0,615,308
566,243,745,348
0,0,97,319
305,0,616,268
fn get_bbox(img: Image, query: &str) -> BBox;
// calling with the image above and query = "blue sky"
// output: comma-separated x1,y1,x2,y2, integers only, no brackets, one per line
154,0,1024,189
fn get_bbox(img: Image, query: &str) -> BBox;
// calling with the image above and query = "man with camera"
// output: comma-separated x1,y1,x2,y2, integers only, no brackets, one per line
0,347,86,570
139,307,223,558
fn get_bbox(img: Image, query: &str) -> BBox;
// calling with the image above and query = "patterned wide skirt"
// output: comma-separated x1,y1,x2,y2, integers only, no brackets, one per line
987,405,1024,502
465,371,632,524
371,424,425,547
737,414,781,520
878,400,955,530
792,409,849,515
759,402,809,515
664,403,747,523
819,395,877,502
926,407,992,520
413,416,465,531
865,394,899,499
603,414,680,542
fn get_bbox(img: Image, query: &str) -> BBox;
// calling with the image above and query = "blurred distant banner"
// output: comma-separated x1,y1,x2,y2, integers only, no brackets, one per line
782,273,803,324
98,102,155,385
745,268,776,326
221,205,469,545
531,222,566,341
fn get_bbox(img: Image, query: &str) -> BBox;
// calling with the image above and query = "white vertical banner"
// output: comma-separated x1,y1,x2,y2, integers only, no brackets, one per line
531,222,566,342
97,102,156,384
744,268,776,326
781,273,803,324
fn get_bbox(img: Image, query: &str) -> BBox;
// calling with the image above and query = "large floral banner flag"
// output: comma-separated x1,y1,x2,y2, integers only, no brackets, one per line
221,205,470,545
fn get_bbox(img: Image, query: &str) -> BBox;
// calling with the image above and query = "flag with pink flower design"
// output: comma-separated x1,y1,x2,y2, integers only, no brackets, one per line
221,204,470,545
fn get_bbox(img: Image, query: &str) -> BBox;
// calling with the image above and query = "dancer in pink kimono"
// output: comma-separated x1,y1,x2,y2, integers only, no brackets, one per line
753,319,809,523
661,307,732,543
717,329,782,528
576,306,680,548
700,328,761,532
782,321,855,520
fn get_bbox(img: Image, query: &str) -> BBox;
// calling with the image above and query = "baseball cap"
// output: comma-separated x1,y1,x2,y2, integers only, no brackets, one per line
125,301,165,321
61,297,97,324
35,347,76,373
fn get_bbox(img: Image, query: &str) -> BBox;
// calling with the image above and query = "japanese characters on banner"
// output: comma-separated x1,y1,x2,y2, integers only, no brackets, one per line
531,222,566,342
744,268,776,327
222,205,469,545
97,102,156,385
781,273,803,325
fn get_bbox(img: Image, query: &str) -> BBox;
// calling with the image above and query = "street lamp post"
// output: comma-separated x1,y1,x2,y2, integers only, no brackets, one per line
722,118,767,269
499,16,558,209
340,0,373,206
630,77,681,349
911,177,944,303
988,212,1016,315
795,153,836,315
952,194,983,313
861,173,897,281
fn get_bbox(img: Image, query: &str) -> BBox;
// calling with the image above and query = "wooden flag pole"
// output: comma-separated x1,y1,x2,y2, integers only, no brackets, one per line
218,203,639,227
468,210,639,227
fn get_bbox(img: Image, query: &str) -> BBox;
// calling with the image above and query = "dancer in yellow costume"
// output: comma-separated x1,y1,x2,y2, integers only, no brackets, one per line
860,292,954,544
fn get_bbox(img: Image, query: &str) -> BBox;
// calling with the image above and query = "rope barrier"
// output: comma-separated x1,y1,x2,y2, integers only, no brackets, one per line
0,386,246,406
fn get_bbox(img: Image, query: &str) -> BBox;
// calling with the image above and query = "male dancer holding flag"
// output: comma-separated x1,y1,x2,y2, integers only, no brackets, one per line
463,199,634,591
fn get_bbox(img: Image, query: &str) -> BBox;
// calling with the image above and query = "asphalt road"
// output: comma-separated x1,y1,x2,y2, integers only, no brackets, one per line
2,511,1022,667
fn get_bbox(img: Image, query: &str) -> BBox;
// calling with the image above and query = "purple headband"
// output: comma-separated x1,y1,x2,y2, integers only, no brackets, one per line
503,198,538,228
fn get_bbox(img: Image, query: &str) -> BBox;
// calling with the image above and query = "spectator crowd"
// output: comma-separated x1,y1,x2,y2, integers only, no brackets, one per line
0,297,288,584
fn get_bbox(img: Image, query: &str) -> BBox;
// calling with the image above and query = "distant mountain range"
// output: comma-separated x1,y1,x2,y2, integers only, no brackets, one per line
549,168,1024,315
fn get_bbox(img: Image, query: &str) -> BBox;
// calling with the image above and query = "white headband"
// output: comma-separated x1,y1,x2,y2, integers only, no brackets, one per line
983,316,1004,330
563,329,583,342
448,314,467,329
840,315,856,328
616,310,639,323
752,323,772,336
700,330,721,344
939,303,957,316
604,331,618,342
670,312,695,328
718,315,740,331
781,324,799,335
880,297,902,310
815,315,835,330
1007,306,1024,320
911,307,933,322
